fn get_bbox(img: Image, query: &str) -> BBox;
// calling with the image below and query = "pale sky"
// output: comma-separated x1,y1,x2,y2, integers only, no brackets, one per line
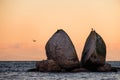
0,0,120,61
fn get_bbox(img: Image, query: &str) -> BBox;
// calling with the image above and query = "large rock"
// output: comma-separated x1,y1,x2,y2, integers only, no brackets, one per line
45,29,79,70
81,29,106,69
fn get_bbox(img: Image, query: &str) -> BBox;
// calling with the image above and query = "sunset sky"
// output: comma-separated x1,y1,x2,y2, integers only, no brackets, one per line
0,0,120,61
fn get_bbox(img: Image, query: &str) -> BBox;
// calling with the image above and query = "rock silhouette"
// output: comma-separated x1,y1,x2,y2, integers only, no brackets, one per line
31,29,119,72
81,29,106,70
45,29,79,69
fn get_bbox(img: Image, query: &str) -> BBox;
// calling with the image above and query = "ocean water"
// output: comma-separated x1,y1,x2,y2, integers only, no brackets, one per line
0,61,120,80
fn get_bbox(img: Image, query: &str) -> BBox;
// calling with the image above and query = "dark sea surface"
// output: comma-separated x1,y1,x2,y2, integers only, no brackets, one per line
0,61,120,80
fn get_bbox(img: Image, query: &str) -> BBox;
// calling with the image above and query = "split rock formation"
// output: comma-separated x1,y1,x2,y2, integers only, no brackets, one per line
31,29,119,72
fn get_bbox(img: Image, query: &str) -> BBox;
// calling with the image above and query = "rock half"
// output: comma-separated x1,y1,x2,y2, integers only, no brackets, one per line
45,29,79,70
81,30,106,69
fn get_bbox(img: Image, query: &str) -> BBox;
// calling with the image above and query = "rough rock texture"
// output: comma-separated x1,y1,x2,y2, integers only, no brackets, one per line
81,30,106,69
45,29,79,69
71,67,90,72
97,63,112,72
36,60,61,72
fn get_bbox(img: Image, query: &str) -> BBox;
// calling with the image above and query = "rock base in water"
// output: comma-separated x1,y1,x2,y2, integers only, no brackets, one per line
28,60,119,72
36,60,61,72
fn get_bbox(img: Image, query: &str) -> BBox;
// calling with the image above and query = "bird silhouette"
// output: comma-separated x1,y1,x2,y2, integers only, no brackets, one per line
33,40,36,42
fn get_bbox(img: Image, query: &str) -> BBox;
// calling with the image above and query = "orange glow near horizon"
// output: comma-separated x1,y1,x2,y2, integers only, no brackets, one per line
0,0,120,61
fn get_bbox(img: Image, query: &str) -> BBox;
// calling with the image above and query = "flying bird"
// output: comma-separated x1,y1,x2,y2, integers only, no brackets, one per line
33,40,36,42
